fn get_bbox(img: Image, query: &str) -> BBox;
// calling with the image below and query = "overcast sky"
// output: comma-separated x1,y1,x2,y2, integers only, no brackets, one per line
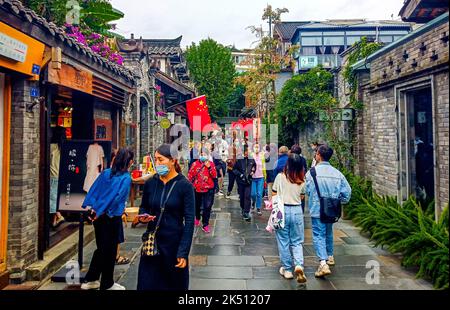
110,0,406,49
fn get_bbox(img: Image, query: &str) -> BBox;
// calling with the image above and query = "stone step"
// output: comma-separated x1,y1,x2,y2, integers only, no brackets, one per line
24,225,95,283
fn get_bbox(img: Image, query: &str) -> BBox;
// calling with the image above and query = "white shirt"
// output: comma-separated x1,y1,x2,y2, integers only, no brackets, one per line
272,173,306,205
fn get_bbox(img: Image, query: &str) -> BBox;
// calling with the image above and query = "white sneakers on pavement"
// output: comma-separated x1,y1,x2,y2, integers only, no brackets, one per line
80,280,100,290
279,267,294,279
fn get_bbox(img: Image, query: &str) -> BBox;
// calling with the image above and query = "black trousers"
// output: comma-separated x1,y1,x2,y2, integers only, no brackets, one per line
227,171,236,193
195,190,214,227
85,215,121,290
237,183,252,214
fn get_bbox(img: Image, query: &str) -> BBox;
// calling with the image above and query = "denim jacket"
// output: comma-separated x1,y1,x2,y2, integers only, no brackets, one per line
305,162,351,218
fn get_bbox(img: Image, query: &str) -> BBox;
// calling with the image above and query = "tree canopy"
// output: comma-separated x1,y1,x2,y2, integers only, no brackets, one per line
19,0,124,37
185,38,236,120
276,67,335,145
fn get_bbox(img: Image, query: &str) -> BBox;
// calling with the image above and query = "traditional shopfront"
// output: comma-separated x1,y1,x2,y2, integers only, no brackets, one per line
41,60,132,251
0,0,136,284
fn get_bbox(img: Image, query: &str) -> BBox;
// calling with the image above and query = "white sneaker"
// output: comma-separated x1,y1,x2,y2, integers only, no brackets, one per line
315,263,332,277
107,283,126,290
279,267,294,279
327,256,335,266
80,280,100,290
294,265,307,283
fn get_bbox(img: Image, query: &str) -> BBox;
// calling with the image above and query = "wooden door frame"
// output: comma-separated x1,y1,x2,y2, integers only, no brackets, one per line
38,85,52,259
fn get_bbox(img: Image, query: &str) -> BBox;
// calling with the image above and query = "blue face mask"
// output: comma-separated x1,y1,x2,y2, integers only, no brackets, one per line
156,164,170,176
200,156,208,163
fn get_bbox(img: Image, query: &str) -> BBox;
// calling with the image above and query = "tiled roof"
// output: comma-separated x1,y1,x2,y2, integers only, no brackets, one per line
118,36,183,55
298,20,412,29
143,37,182,55
0,0,135,82
274,22,310,40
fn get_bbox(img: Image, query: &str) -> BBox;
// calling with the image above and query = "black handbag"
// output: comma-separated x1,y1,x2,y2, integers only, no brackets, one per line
310,167,341,223
141,180,178,257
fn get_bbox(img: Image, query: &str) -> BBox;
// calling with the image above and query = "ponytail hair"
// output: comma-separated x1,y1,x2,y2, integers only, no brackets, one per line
174,161,182,173
155,144,182,173
111,148,134,176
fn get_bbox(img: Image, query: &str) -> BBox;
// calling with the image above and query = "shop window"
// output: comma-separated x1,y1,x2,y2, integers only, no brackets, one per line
379,35,394,43
324,36,345,46
346,36,362,46
301,36,322,46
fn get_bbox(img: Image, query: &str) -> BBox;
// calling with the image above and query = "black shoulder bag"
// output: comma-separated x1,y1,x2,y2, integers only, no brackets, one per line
310,167,341,224
141,180,178,257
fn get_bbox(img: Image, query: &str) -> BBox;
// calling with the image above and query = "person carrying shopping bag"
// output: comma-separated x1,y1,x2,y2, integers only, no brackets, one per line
271,153,308,283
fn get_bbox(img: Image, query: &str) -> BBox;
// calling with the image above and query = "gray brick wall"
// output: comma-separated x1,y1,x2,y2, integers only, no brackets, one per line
370,22,449,87
435,71,449,211
7,78,40,282
351,19,449,211
360,87,398,197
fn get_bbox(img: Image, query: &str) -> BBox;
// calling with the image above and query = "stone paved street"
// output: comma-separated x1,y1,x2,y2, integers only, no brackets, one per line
40,194,433,290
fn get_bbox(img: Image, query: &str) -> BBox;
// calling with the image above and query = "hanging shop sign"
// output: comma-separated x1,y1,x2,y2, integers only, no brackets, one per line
160,118,171,129
57,140,111,212
0,21,44,78
93,119,113,141
49,63,93,94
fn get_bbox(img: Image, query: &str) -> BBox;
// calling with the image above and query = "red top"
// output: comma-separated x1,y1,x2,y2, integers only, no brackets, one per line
188,160,217,193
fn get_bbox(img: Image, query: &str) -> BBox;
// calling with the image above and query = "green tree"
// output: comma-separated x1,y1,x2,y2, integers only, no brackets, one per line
225,83,246,111
276,67,335,146
236,5,293,124
343,37,382,109
20,0,68,26
19,0,123,37
185,38,236,120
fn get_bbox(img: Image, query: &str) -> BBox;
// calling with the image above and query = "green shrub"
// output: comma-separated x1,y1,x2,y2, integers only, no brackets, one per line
343,171,449,289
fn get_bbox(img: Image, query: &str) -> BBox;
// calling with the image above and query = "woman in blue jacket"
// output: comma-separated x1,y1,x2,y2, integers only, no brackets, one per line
81,148,134,290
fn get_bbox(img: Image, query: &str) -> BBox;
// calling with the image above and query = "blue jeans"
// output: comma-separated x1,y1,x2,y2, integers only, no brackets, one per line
275,205,304,272
251,177,264,210
311,218,334,261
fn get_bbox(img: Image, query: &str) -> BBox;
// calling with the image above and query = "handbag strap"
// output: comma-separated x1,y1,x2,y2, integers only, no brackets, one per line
154,180,178,231
310,167,322,199
191,163,205,183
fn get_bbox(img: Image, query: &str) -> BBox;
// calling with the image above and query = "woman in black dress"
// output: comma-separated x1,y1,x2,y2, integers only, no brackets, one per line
137,144,195,290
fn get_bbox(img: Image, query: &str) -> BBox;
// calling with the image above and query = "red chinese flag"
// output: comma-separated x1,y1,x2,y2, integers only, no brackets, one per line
186,95,211,131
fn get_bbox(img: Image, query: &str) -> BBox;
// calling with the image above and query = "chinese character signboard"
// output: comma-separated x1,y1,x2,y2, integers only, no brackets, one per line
49,63,93,95
0,21,44,78
57,140,112,212
0,31,28,62
299,56,318,69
